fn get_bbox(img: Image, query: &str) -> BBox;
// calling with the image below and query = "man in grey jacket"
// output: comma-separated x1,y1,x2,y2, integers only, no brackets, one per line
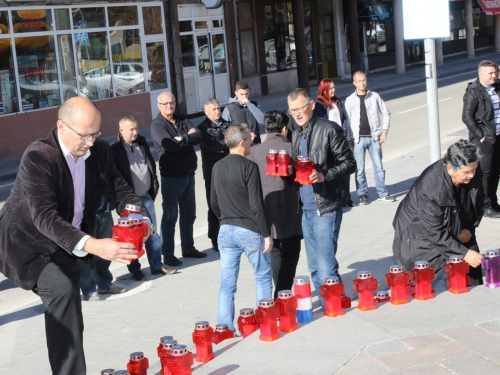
345,71,394,205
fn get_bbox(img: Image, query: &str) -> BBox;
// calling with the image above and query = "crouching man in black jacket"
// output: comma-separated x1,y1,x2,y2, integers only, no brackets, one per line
393,140,484,285
288,88,356,311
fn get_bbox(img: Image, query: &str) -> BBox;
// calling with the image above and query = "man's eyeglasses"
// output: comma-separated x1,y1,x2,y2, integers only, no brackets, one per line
59,119,102,140
158,101,176,107
287,101,312,115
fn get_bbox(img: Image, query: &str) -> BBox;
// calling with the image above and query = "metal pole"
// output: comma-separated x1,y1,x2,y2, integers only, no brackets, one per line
424,39,441,163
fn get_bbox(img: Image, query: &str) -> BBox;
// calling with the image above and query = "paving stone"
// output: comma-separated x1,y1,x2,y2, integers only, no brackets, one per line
336,353,389,375
439,325,500,353
374,341,473,371
439,354,500,374
480,348,500,366
362,339,409,358
399,332,450,349
478,319,500,334
388,363,451,374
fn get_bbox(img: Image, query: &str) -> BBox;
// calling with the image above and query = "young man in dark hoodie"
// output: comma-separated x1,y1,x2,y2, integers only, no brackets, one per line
222,81,263,144
462,60,500,218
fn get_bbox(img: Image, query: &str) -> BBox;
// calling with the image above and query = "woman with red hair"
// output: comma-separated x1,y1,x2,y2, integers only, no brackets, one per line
314,78,356,207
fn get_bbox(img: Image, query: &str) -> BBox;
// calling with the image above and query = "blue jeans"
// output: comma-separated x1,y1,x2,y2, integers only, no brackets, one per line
128,195,163,273
353,136,388,197
79,210,113,295
160,175,196,257
217,225,272,331
302,209,343,310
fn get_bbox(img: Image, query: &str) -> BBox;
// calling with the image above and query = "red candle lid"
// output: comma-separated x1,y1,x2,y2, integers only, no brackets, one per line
324,277,339,285
171,344,188,356
101,369,115,375
389,265,404,274
117,217,133,227
268,149,278,153
124,204,141,213
449,256,464,264
376,290,389,299
215,324,229,332
357,271,372,279
486,249,500,258
162,339,178,349
239,308,255,317
278,150,288,154
195,321,210,330
293,276,310,285
277,290,293,299
414,261,429,269
129,352,144,361
159,335,174,344
258,299,274,308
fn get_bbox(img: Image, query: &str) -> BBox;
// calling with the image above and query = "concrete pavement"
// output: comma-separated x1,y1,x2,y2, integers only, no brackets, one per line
1,48,500,374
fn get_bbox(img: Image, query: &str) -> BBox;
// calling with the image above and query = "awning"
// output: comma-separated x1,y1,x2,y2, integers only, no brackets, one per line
358,0,391,22
477,0,500,16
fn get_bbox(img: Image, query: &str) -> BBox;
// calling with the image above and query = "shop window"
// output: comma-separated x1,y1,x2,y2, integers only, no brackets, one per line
146,42,168,91
55,9,71,31
57,35,85,101
1,10,10,33
11,9,53,34
212,34,227,74
197,35,211,76
77,32,112,100
179,21,192,33
143,6,163,35
211,19,223,28
180,35,196,67
108,6,138,27
16,36,59,110
110,29,144,96
72,7,106,29
195,21,209,29
0,40,19,114
237,1,257,76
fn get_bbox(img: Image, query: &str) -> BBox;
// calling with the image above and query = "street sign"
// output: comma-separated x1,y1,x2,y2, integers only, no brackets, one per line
402,0,449,40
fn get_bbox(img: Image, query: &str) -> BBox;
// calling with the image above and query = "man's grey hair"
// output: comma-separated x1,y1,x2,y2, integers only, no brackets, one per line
444,139,482,171
204,98,219,108
288,88,311,103
119,115,137,127
225,124,249,149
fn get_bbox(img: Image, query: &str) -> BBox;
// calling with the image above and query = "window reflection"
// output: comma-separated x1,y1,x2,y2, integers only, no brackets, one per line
111,29,144,96
72,7,106,29
55,9,71,31
108,6,138,27
11,9,53,33
212,34,226,74
195,21,208,29
0,11,10,33
0,40,19,114
146,42,168,91
58,34,87,100
180,35,196,67
197,35,211,76
143,7,163,35
78,32,111,100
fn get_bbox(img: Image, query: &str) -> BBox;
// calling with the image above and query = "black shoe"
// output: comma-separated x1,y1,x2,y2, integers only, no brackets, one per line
484,207,500,218
151,266,177,275
131,270,146,281
346,198,358,207
164,255,183,267
359,194,369,205
183,249,208,258
211,240,219,252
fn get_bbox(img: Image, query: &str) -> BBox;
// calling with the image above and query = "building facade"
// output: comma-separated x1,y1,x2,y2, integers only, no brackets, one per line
0,0,499,159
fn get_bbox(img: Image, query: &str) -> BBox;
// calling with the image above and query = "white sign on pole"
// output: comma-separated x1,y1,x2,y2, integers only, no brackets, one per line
403,0,449,40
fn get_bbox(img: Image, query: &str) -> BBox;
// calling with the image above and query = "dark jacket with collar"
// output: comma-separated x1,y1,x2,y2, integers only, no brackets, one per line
222,98,262,144
291,116,356,214
111,134,159,201
247,132,302,239
0,129,146,290
462,80,497,144
393,160,484,272
150,113,202,177
197,117,231,180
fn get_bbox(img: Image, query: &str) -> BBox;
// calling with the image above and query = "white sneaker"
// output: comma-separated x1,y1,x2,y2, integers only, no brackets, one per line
377,195,395,202
84,292,100,301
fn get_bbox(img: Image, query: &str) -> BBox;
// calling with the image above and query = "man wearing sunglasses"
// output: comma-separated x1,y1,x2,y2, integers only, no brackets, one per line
0,97,150,375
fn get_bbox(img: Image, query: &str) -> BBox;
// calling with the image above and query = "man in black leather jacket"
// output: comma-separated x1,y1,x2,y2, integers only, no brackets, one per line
462,60,500,218
287,88,356,311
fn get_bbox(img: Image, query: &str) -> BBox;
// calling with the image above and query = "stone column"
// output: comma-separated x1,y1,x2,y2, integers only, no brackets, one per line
393,0,405,73
465,0,475,58
495,15,500,52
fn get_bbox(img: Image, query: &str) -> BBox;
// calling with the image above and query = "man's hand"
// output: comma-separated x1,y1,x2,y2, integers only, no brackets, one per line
263,236,273,254
463,249,483,268
458,228,472,243
188,128,196,134
480,137,485,143
250,132,256,142
288,164,293,176
174,136,182,142
348,142,354,151
380,133,388,144
309,170,324,184
83,238,137,265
